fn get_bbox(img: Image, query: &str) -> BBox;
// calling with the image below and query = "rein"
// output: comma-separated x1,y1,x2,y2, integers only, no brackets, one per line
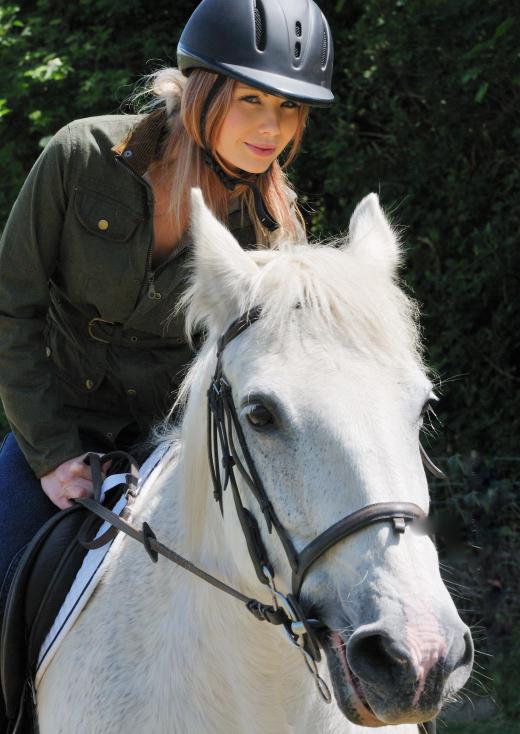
76,307,442,732
76,482,289,628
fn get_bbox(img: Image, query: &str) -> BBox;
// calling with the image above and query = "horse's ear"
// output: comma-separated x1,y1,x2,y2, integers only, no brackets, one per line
345,193,401,275
189,188,258,324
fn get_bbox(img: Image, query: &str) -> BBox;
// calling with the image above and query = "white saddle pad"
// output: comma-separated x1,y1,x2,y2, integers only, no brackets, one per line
35,443,169,688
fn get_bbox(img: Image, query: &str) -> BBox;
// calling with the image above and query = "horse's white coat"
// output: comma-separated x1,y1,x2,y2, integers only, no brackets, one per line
38,191,468,733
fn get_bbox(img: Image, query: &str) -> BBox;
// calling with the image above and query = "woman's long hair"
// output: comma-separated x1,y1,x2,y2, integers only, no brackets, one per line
133,68,308,246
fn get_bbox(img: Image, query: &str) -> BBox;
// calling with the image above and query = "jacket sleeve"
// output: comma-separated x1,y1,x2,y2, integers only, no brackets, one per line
0,124,85,478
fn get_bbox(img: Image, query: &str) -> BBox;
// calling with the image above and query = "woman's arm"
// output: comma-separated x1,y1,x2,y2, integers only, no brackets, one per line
0,125,86,479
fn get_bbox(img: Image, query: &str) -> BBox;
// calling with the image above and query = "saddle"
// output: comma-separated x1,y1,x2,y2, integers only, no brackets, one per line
0,478,127,734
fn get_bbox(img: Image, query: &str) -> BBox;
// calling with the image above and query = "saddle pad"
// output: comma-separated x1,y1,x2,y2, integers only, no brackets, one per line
34,442,168,688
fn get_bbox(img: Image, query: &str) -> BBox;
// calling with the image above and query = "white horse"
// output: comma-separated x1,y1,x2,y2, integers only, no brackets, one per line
38,191,473,733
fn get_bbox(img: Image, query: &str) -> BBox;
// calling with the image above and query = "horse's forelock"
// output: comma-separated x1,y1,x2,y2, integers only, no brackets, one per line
176,241,424,421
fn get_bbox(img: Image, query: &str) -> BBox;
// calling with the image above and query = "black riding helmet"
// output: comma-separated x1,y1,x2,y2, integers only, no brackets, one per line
177,0,334,107
177,0,334,230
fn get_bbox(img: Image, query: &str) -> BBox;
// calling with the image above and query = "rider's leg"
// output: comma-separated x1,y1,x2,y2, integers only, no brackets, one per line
0,432,58,728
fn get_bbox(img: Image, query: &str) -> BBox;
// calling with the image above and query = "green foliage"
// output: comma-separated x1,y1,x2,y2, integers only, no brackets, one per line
430,456,520,721
445,718,520,734
0,0,188,215
295,0,519,457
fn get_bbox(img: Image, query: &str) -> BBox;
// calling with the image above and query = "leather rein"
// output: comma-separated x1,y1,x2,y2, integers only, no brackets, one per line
76,307,444,722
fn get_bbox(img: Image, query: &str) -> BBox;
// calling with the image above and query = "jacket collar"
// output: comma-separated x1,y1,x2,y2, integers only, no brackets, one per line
111,108,168,177
111,108,244,217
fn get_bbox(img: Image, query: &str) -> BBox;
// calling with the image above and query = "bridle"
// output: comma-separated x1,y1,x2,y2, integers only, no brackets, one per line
206,306,435,693
77,306,442,730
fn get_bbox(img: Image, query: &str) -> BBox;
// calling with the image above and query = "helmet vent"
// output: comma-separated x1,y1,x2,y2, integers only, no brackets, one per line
321,27,328,68
254,0,267,51
295,21,302,37
294,42,301,59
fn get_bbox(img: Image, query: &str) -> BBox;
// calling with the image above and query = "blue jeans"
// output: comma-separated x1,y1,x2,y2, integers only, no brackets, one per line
0,433,59,729
0,433,59,584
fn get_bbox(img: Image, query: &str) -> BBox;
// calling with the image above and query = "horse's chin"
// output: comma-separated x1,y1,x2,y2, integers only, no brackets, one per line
320,631,386,728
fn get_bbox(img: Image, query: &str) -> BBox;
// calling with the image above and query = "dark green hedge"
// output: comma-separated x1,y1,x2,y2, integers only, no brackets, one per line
1,0,518,456
298,0,519,457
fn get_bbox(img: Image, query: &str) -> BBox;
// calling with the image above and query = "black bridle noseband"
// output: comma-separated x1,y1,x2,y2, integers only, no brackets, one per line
78,306,441,731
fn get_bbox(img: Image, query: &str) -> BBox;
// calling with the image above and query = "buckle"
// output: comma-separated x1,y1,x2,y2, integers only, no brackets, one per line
88,317,114,344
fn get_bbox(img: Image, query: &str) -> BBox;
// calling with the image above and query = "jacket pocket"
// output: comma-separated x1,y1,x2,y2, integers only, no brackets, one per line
74,186,142,243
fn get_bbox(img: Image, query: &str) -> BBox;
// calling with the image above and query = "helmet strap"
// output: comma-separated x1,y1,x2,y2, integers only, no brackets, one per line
199,76,280,233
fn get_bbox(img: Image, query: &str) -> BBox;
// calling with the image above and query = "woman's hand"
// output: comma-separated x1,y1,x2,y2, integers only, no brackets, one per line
41,454,109,510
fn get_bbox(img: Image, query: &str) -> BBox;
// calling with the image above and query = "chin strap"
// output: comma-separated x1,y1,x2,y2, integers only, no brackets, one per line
199,76,280,232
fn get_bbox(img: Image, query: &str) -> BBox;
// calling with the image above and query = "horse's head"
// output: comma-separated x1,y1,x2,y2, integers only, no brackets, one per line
180,189,473,727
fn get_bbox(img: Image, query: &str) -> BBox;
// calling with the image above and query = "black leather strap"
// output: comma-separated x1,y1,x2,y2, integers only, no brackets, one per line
73,458,291,631
216,307,263,357
292,502,427,594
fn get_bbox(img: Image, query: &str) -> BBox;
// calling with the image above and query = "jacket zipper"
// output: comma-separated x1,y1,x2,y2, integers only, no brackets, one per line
115,154,192,301
115,155,156,300
147,272,161,300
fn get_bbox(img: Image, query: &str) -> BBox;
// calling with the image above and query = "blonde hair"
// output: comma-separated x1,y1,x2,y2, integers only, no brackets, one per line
135,68,308,246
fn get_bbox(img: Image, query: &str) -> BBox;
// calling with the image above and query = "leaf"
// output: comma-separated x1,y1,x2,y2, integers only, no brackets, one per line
461,67,482,84
494,17,514,38
475,81,489,103
0,98,11,117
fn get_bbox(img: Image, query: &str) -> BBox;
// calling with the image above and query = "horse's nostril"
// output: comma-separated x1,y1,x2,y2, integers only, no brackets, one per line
348,632,413,685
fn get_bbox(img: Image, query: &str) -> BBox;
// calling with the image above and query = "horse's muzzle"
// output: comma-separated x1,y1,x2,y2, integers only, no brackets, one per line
321,618,474,726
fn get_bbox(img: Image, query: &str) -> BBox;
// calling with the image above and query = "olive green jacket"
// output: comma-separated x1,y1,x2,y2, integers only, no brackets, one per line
0,110,258,477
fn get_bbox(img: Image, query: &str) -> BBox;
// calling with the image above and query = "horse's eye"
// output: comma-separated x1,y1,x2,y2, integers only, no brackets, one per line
245,404,274,428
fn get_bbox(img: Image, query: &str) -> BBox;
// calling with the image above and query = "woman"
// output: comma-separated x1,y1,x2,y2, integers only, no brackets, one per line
0,0,333,722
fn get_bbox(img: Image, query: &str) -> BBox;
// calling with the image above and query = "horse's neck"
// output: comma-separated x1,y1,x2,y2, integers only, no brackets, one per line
126,441,421,734
131,444,348,733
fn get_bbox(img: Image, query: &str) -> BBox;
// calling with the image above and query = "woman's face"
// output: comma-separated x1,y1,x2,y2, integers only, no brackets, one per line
215,83,301,174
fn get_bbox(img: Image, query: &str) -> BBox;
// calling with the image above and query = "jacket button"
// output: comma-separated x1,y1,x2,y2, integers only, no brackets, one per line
45,346,51,358
97,219,109,231
123,149,133,158
127,388,137,397
85,378,94,390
